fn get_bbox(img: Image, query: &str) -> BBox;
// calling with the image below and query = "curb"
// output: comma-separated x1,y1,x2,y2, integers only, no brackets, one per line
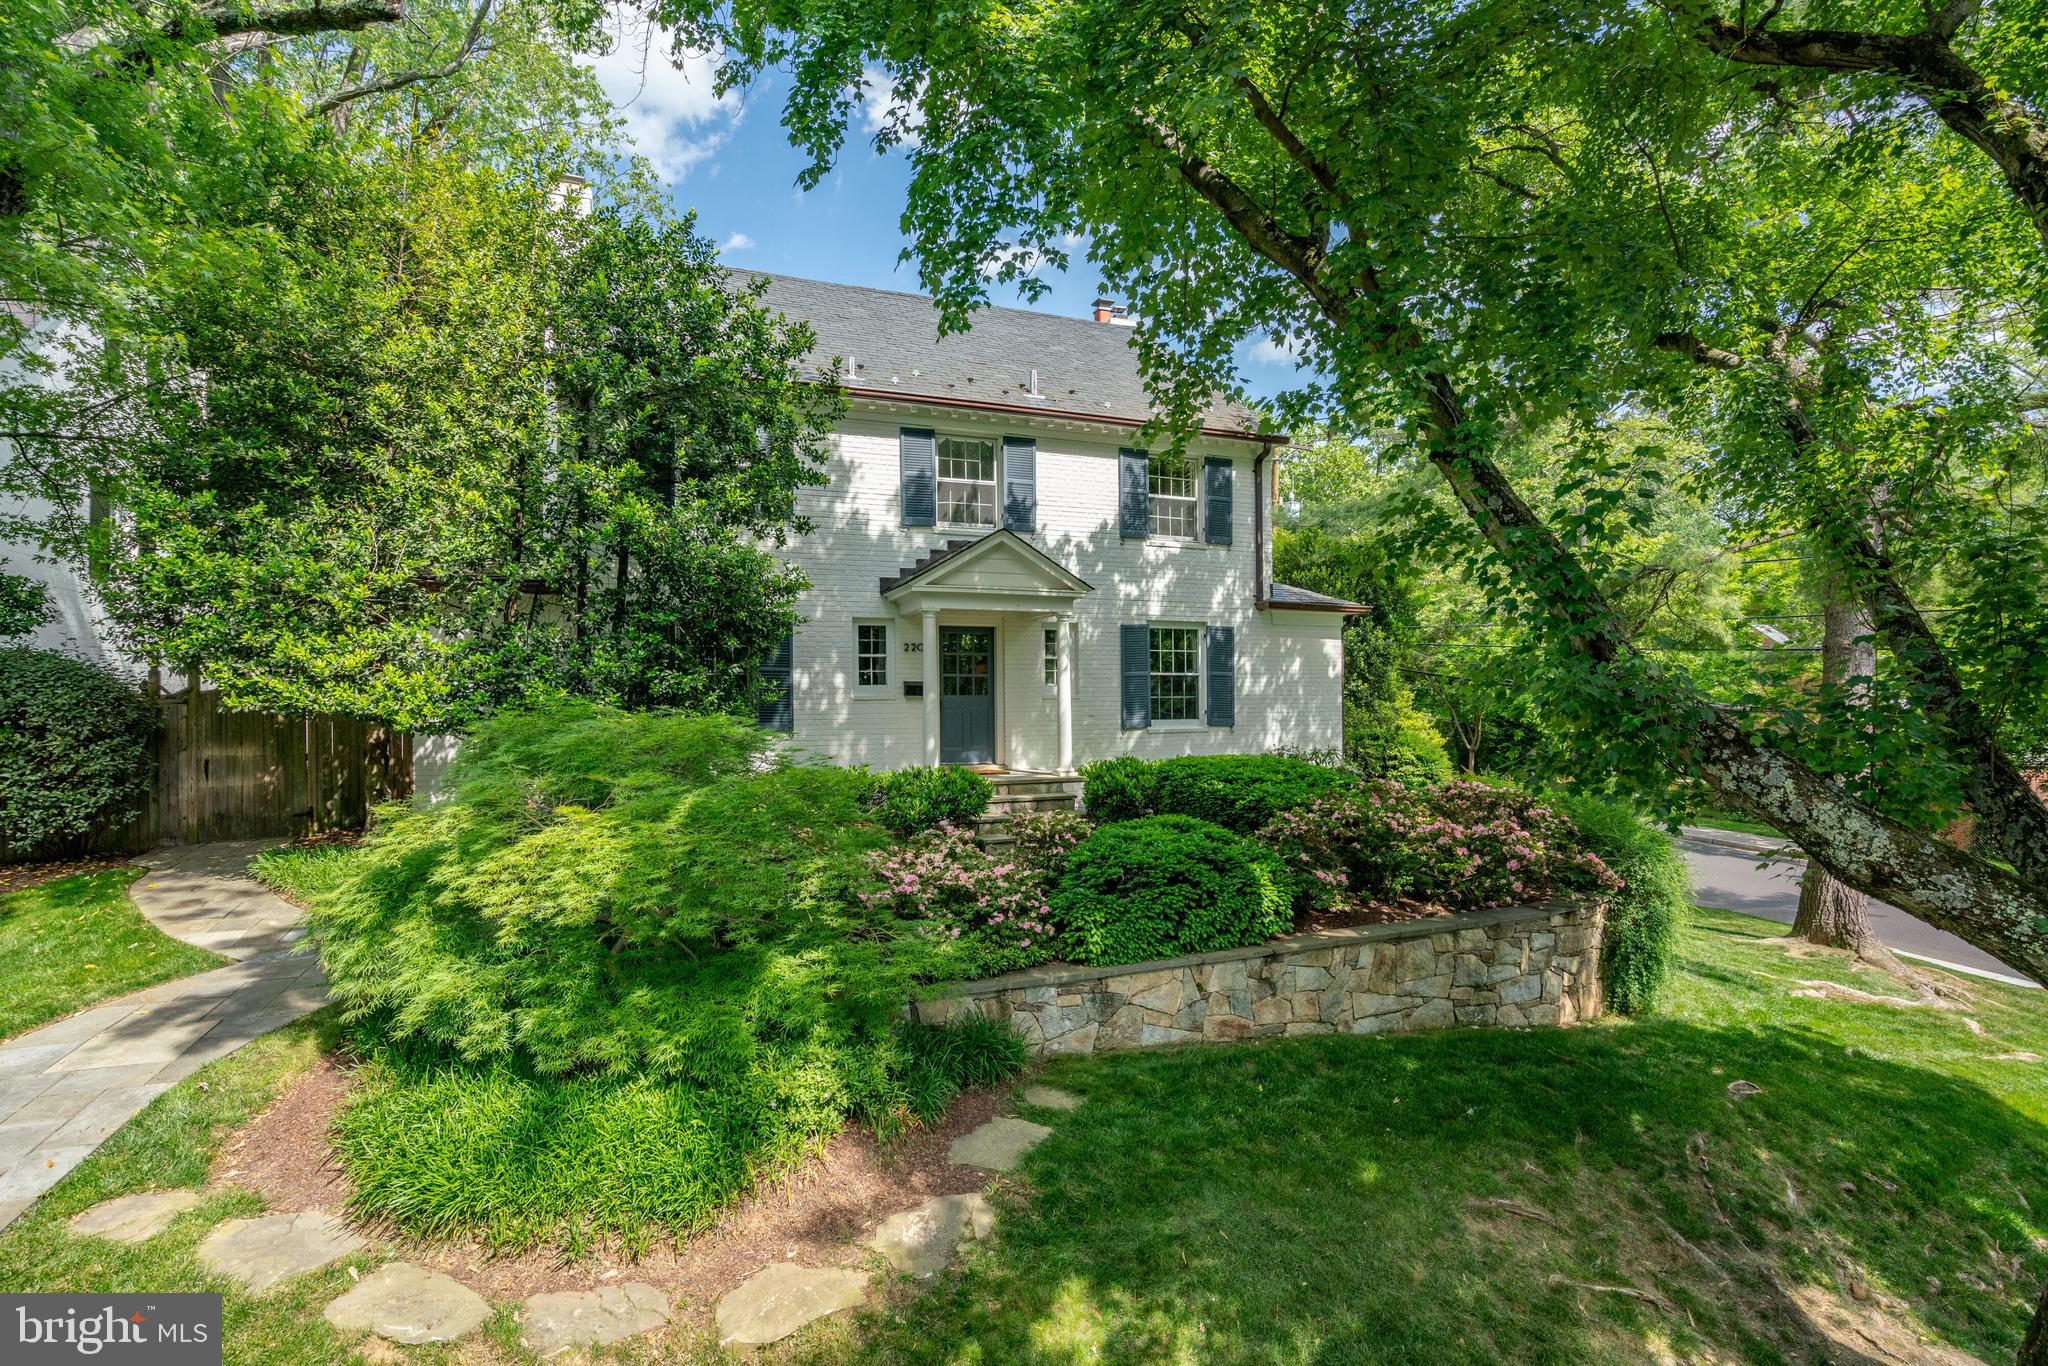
1675,825,1795,858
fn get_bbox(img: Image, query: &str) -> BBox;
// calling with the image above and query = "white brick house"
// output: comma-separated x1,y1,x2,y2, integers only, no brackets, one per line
742,272,1362,773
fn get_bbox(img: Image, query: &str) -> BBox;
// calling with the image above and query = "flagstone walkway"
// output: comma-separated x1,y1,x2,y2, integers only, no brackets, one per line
0,841,325,1231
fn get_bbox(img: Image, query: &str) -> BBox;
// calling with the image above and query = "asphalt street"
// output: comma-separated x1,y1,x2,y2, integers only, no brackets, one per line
1677,831,2037,988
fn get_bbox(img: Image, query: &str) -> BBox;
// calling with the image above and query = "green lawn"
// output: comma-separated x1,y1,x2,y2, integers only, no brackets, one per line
1684,810,1784,840
808,908,2048,1364
3,910,2043,1364
0,870,223,1042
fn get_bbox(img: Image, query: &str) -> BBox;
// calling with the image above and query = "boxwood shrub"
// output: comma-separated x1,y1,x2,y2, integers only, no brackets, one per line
1081,753,1351,833
869,764,993,835
1078,754,1160,822
1152,754,1353,834
0,646,158,854
1051,814,1290,965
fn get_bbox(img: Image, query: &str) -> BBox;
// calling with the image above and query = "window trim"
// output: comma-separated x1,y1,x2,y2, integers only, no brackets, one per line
1147,453,1200,541
1147,622,1205,727
853,618,894,698
935,433,1000,530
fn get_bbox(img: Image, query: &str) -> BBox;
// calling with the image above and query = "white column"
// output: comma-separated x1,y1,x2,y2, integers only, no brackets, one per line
921,609,941,767
1056,616,1075,774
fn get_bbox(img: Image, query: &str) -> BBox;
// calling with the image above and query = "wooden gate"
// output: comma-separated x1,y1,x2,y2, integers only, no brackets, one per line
11,689,414,859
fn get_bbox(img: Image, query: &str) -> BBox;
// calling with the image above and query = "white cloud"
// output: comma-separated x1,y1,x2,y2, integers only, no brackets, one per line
859,66,924,149
584,18,740,183
720,231,756,252
1249,334,1303,366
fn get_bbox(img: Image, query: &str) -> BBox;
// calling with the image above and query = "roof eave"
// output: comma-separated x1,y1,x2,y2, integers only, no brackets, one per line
834,383,1287,446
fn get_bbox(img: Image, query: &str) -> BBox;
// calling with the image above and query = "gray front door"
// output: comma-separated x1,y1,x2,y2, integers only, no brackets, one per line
939,627,996,765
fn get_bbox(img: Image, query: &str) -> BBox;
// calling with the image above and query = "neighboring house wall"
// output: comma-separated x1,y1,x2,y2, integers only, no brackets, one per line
778,401,1344,771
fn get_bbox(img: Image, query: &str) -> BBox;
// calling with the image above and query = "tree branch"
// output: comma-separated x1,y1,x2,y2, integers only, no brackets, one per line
311,0,491,115
1697,15,2048,246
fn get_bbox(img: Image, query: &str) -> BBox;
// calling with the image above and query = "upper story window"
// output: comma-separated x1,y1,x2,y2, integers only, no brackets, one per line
937,436,997,526
1148,454,1197,539
1149,625,1201,721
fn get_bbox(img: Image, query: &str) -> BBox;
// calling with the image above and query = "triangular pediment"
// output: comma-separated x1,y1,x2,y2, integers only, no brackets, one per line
882,530,1092,601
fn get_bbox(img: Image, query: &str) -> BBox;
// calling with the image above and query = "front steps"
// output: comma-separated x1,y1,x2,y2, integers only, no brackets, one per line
975,773,1082,848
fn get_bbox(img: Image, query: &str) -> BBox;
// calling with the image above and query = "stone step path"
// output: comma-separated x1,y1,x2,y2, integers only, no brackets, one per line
51,1061,1081,1353
0,840,326,1232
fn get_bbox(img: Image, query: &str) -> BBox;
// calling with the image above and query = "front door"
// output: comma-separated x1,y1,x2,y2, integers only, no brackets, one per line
939,626,996,765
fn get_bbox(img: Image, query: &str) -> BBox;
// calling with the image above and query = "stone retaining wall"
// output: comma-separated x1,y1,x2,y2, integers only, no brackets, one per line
910,899,1604,1056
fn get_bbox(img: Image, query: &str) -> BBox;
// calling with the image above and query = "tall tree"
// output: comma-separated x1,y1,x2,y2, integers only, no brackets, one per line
658,0,2048,988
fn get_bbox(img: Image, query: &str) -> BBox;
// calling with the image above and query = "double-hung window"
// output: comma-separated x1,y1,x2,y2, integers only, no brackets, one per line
856,623,889,689
1148,454,1198,539
1149,625,1201,722
936,436,998,527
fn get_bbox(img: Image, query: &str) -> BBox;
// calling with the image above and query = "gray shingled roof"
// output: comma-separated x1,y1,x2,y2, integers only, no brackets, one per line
1267,583,1370,613
729,269,1265,436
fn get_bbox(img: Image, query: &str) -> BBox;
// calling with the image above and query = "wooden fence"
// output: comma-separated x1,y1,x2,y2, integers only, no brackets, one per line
14,688,413,860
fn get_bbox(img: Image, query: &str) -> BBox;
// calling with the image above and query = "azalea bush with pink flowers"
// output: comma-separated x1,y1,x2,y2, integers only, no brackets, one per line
860,824,1061,975
1259,778,1621,912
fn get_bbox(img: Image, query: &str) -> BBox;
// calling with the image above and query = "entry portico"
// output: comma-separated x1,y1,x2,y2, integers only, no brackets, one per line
880,530,1093,771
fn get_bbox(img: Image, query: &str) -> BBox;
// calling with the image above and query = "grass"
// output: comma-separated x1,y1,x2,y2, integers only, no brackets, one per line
0,1014,401,1365
0,870,222,1042
795,908,2048,1364
1685,809,1785,840
5,908,2043,1363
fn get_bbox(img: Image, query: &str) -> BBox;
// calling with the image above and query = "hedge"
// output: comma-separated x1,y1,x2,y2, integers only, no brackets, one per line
1051,814,1290,965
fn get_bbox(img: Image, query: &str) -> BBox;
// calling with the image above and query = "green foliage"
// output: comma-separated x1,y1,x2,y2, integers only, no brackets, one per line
1347,695,1454,787
1082,754,1350,832
0,870,221,1041
861,824,1059,976
1051,815,1289,965
333,1013,1017,1252
1262,778,1620,912
0,648,157,853
1151,755,1353,835
869,765,994,836
0,576,52,639
1007,807,1092,882
291,702,1025,1249
1078,755,1162,822
1552,794,1688,1015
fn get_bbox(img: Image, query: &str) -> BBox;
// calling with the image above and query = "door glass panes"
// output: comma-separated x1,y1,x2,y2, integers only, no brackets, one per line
1150,626,1200,721
937,437,997,526
941,629,993,695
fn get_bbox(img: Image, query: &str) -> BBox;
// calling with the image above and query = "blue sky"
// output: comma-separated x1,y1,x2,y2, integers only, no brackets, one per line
585,29,1303,401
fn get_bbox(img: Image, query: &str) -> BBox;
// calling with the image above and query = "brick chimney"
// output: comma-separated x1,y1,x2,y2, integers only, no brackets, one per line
1092,296,1116,323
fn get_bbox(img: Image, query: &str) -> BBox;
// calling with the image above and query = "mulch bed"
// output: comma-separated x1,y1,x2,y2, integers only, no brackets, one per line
212,1053,1011,1323
0,857,133,896
1293,900,1455,936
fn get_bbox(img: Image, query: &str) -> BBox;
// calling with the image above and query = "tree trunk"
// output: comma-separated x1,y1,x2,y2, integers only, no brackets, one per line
2023,1273,2048,1365
1789,592,1899,968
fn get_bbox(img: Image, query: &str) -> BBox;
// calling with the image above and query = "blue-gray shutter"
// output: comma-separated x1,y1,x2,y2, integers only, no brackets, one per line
1119,448,1149,539
1204,457,1234,545
1002,435,1036,532
1120,623,1151,730
900,428,936,527
756,632,794,731
1206,626,1235,727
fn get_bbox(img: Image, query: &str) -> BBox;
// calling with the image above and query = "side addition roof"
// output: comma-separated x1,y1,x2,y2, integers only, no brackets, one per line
729,268,1271,440
1266,583,1371,614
